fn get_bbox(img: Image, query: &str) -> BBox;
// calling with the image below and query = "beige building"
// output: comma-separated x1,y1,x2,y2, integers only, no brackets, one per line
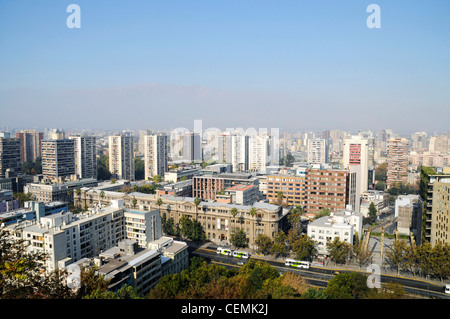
429,176,450,246
75,188,289,249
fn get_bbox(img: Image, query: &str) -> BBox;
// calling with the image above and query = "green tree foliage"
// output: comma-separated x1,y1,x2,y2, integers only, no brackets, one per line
327,237,352,265
134,158,145,180
375,162,387,182
270,231,288,258
148,259,309,299
291,234,316,262
179,216,206,242
97,154,112,181
13,192,32,207
368,202,377,223
255,234,273,255
387,181,418,196
21,157,42,175
324,272,375,299
230,228,247,249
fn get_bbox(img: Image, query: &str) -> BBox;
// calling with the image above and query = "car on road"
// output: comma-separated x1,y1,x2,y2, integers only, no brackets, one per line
445,284,450,294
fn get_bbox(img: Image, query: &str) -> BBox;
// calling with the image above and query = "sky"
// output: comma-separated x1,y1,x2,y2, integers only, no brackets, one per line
0,0,449,134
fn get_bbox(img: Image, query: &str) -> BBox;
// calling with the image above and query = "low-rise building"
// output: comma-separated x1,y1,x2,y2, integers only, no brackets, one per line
24,178,98,203
307,210,363,256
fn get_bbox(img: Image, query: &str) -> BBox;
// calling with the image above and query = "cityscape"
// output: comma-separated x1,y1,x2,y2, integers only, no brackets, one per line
0,0,449,313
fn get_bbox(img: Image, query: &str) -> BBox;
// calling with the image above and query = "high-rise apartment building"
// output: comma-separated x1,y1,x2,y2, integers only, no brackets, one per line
307,139,328,164
343,135,370,192
109,134,135,181
144,133,168,180
249,134,270,173
182,133,202,162
70,135,97,179
429,135,449,153
41,139,76,182
386,138,410,188
218,133,249,172
0,137,21,178
16,130,43,163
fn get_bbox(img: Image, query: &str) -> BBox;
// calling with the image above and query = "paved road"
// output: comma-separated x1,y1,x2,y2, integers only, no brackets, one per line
189,245,450,299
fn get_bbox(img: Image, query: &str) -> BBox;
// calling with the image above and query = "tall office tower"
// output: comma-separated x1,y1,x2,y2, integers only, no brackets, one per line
70,135,97,179
16,130,43,163
218,133,249,172
307,139,328,164
429,135,449,153
411,131,428,151
249,134,270,173
386,138,410,189
182,132,202,162
109,134,135,181
144,133,168,180
49,128,65,140
343,135,370,192
42,139,76,182
0,137,21,177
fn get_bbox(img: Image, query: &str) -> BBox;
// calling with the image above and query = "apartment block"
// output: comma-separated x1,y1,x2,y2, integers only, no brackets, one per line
386,138,410,188
109,134,135,181
42,139,76,182
16,130,43,163
218,133,249,172
428,175,450,246
307,138,328,164
304,166,349,213
0,137,21,177
70,135,97,179
24,178,98,203
6,199,161,273
192,172,259,201
266,172,306,207
343,135,370,192
182,132,202,162
144,133,168,180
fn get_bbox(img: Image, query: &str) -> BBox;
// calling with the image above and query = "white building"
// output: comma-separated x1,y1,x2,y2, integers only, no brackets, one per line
5,199,161,273
249,134,270,173
144,133,168,180
109,134,135,181
307,210,363,255
343,135,370,192
70,135,97,179
218,133,249,173
307,139,328,164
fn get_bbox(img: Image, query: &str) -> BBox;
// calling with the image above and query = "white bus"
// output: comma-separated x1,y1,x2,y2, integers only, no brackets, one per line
232,250,249,259
217,247,232,256
285,258,310,269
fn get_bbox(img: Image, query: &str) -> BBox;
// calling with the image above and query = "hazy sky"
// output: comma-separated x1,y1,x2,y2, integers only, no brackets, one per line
0,0,449,133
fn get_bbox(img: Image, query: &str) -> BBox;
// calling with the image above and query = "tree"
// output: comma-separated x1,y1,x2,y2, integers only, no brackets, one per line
97,154,112,181
230,229,247,249
276,191,284,206
99,190,105,203
0,228,74,299
385,239,407,276
288,206,304,230
368,202,377,223
134,158,145,180
156,198,163,210
152,175,162,183
375,162,387,182
230,207,238,231
255,234,273,255
132,197,137,209
324,272,374,299
179,216,206,242
249,207,257,245
352,235,373,269
291,235,316,262
327,237,352,265
271,231,288,258
194,197,201,220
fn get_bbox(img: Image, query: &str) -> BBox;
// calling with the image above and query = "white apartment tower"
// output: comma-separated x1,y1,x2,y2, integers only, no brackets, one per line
109,134,135,181
144,133,168,181
70,135,97,179
343,135,370,192
307,138,328,164
249,134,270,173
218,133,249,172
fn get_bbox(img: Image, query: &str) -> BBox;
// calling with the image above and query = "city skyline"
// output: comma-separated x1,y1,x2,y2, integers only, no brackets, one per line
1,1,449,132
